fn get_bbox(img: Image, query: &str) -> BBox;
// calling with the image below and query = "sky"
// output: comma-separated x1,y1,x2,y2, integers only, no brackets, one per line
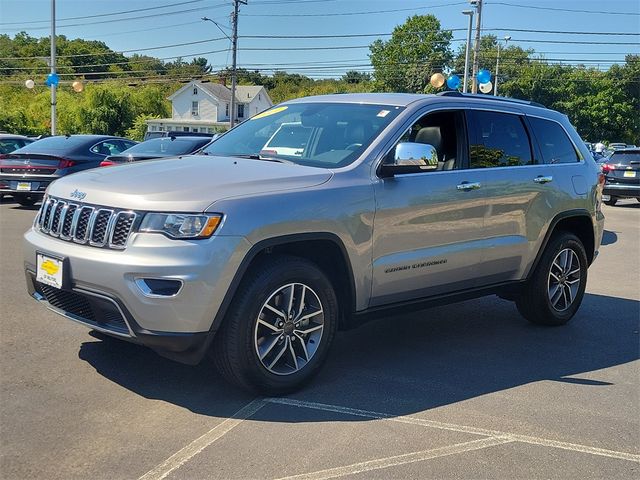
0,0,639,79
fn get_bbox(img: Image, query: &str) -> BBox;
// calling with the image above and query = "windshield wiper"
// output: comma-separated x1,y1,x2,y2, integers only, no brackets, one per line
231,153,295,164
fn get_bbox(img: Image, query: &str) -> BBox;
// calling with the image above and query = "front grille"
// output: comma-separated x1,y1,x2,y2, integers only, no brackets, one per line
36,282,129,334
37,197,138,250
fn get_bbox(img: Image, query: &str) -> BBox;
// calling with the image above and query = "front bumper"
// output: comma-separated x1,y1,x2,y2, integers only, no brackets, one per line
603,183,640,198
24,227,252,362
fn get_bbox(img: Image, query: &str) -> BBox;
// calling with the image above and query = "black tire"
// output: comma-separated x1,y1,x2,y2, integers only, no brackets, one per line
15,195,38,206
516,232,588,326
604,196,618,206
213,254,338,395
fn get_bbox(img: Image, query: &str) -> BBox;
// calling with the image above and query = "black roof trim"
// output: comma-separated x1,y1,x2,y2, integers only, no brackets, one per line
437,91,546,109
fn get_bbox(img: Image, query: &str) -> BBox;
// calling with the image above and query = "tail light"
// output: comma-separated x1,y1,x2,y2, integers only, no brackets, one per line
100,160,115,167
601,164,614,173
58,159,76,169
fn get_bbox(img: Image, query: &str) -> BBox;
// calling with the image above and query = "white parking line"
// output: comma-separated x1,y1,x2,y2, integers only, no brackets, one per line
275,437,513,480
266,398,640,464
138,399,267,480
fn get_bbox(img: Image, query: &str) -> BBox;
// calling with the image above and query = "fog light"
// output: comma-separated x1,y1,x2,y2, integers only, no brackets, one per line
135,278,183,297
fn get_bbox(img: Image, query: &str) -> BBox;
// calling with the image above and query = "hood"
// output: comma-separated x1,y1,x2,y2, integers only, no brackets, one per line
47,155,333,212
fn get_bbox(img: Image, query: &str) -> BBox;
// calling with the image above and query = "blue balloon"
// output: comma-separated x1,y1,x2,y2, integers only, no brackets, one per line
446,74,460,90
477,69,491,84
45,73,59,87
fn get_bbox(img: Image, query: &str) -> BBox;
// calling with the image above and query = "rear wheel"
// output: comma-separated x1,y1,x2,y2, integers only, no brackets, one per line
213,255,338,394
15,195,38,206
516,232,588,326
604,195,618,206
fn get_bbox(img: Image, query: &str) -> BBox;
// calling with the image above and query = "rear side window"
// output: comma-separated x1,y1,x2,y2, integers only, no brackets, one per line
468,111,533,168
528,117,579,164
609,151,640,166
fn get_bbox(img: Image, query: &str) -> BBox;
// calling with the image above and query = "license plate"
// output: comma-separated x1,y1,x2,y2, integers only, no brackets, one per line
16,182,31,191
623,170,636,178
36,253,64,289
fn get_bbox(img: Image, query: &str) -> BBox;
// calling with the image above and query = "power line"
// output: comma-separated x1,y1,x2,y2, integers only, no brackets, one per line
488,2,640,16
0,0,205,26
243,2,467,17
0,4,228,32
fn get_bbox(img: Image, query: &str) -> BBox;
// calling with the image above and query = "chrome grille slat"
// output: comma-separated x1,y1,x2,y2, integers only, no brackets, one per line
37,196,137,250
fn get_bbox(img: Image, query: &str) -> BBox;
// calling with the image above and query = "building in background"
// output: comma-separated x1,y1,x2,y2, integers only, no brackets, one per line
146,80,273,134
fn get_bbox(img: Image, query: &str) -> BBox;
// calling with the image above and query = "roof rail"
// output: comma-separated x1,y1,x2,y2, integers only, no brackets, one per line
436,91,546,109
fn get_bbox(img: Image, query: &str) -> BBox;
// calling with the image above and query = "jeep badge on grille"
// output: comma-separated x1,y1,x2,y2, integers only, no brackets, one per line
70,189,87,200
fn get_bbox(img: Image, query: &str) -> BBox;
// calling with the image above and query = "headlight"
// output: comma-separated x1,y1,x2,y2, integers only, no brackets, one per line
140,213,223,239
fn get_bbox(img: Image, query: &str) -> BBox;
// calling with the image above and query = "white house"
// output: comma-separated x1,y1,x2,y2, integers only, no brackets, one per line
146,80,273,134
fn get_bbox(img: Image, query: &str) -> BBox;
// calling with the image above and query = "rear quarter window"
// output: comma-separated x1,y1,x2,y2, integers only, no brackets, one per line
528,117,579,164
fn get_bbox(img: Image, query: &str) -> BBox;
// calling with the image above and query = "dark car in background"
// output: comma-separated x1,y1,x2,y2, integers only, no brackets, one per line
0,134,34,154
143,130,216,141
0,135,136,206
100,136,213,166
601,148,640,205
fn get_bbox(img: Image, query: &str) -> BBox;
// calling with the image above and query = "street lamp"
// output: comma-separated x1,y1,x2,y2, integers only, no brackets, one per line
462,10,474,93
494,35,511,96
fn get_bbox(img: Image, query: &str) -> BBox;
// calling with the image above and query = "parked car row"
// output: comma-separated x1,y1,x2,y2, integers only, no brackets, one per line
0,134,217,205
600,148,640,206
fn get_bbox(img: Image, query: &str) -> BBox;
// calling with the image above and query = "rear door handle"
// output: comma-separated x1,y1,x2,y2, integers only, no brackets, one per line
456,181,481,191
534,175,553,184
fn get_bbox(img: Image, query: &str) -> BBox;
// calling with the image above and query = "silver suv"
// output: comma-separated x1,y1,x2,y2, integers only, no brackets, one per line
24,93,605,394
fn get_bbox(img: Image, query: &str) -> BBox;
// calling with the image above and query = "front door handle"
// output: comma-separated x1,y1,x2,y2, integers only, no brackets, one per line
534,175,553,184
456,181,481,191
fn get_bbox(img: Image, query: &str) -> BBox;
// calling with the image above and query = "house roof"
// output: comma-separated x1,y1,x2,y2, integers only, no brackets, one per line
168,80,269,104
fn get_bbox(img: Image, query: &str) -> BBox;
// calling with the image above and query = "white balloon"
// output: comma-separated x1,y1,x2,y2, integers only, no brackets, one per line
479,81,493,93
25,79,35,89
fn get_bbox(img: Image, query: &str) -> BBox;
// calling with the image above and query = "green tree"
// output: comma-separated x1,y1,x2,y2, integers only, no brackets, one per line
369,15,453,92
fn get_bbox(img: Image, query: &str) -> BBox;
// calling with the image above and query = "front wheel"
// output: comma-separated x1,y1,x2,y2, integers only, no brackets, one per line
213,255,338,394
516,232,588,326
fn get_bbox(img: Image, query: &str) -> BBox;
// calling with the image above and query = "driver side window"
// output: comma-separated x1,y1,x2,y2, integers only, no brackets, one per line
386,110,463,172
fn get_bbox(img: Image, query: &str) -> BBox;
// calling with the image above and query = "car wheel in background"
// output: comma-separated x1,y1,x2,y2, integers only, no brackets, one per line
516,232,588,326
14,194,38,206
213,255,338,394
604,196,618,206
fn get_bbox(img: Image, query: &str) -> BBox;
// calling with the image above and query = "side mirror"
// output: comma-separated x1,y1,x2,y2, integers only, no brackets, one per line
381,142,438,176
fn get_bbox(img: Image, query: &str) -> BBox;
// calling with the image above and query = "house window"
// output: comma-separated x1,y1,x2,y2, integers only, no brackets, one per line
237,104,245,118
158,126,165,132
193,87,198,95
183,127,190,132
192,101,199,116
225,103,229,117
259,93,261,101
192,128,199,133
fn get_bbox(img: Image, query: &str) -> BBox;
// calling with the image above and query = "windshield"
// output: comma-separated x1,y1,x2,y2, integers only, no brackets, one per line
202,102,404,168
122,137,207,156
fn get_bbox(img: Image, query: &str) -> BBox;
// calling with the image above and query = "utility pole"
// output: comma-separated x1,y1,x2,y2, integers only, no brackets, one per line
230,0,247,128
470,0,483,94
50,0,57,135
462,10,474,93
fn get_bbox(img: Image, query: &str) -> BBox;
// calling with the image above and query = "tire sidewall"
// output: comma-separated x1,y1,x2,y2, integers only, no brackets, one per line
536,234,588,323
231,257,338,392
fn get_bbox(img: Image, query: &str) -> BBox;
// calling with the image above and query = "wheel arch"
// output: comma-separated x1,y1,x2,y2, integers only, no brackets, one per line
211,233,357,334
528,209,596,280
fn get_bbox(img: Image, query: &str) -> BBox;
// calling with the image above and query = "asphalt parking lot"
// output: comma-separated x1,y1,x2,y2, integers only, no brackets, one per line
1,197,638,480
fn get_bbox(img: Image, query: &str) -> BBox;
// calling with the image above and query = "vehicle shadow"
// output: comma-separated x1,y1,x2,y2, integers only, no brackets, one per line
78,292,640,419
601,230,618,246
